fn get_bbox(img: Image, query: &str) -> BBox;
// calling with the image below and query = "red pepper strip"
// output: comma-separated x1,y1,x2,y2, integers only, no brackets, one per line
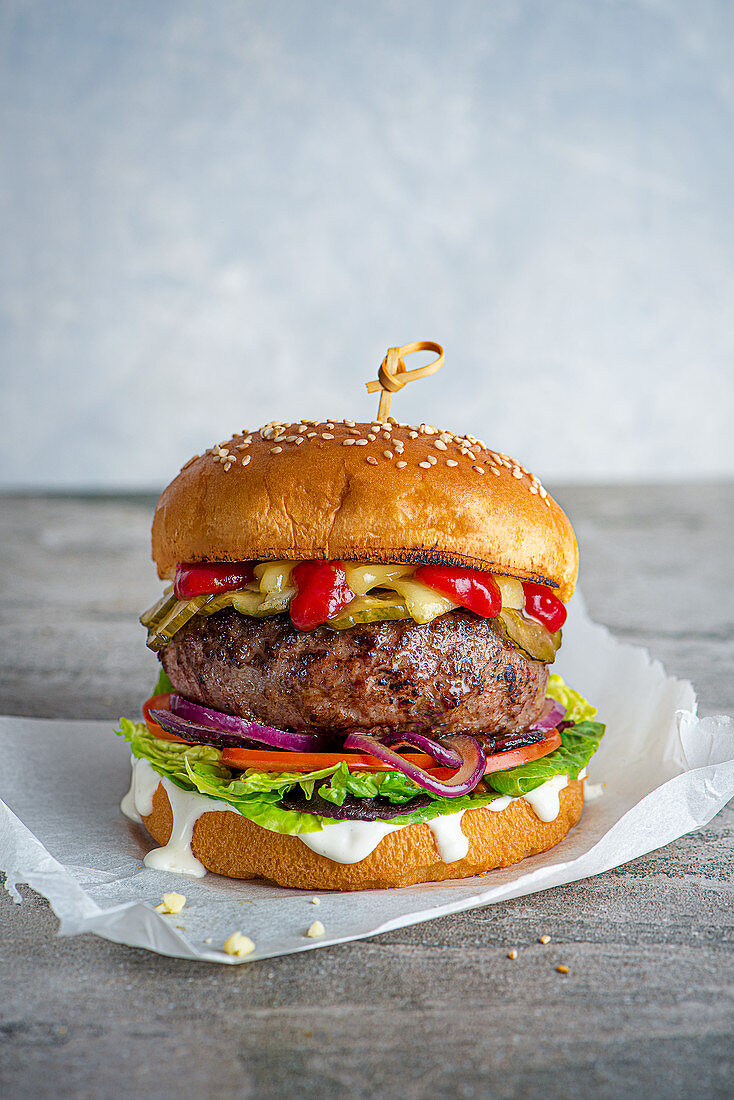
174,561,255,600
413,565,501,618
522,582,567,631
290,560,355,630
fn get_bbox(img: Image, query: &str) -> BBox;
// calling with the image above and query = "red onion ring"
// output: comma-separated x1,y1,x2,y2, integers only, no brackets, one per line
344,732,486,797
378,730,463,768
531,699,566,732
152,700,329,752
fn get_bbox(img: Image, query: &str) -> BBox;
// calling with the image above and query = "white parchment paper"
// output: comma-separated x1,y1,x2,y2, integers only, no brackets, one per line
1,597,732,964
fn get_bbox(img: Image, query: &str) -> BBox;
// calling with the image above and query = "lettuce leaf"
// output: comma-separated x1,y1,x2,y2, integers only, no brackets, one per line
152,668,174,695
120,674,604,835
546,673,597,724
487,721,605,797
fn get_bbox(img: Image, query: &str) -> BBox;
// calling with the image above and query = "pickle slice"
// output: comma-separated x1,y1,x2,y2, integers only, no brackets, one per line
327,594,412,630
146,594,219,651
139,586,176,629
497,608,561,663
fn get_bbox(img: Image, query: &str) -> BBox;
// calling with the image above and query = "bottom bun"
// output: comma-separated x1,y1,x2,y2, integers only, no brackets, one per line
142,780,584,890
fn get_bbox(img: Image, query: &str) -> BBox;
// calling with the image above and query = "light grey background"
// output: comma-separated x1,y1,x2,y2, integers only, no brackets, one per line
1,0,732,490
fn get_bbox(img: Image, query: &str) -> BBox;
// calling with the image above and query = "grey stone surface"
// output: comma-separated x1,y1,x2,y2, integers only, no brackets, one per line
0,486,732,1098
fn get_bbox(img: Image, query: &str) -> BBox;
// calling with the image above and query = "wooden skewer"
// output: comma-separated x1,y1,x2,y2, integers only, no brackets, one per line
365,341,444,422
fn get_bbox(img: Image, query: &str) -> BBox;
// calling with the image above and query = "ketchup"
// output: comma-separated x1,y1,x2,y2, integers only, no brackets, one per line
174,561,255,600
289,560,354,630
413,565,502,618
522,582,567,631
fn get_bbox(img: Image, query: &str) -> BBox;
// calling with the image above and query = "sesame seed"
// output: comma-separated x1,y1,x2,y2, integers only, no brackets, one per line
322,433,334,440
512,467,523,479
529,484,538,493
223,462,232,471
539,935,551,944
427,455,437,465
350,428,361,436
446,459,458,467
343,438,356,446
409,431,418,439
285,435,297,443
371,424,381,431
235,443,248,450
383,450,394,459
345,419,356,427
539,485,547,498
396,461,407,469
507,949,518,960
242,455,251,466
297,425,308,433
419,461,431,469
325,423,335,430
367,434,376,441
473,466,485,474
434,439,447,451
307,432,317,438
424,425,437,435
491,468,500,476
270,446,283,454
556,965,570,975
366,456,378,465
355,439,368,446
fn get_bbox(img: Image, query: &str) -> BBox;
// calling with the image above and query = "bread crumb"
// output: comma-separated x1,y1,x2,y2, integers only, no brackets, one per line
310,897,320,905
204,937,213,944
556,964,570,974
306,921,325,938
539,934,551,945
507,948,518,960
154,892,186,915
223,932,255,957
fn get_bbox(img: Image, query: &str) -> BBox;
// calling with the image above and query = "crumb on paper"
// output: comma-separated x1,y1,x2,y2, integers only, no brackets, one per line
556,964,570,975
507,948,518,960
539,934,551,945
154,892,186,914
310,897,320,905
223,932,255,957
306,921,325,938
204,937,213,945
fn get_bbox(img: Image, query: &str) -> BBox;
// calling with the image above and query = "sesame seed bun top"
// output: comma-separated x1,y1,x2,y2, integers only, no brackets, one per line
151,419,578,601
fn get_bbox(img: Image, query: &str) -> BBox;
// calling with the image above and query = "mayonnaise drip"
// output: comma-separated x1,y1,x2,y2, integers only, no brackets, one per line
122,756,238,877
521,773,568,822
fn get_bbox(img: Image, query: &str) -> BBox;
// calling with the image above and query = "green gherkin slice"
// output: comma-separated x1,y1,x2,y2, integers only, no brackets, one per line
146,593,219,650
139,586,176,629
327,594,412,630
497,608,561,663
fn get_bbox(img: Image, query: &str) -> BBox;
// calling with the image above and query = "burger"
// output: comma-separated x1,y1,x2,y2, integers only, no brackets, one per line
118,413,604,890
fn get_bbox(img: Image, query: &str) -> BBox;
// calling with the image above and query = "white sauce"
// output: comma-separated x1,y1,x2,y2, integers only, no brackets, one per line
122,755,595,875
487,794,514,813
300,819,405,864
122,756,238,878
121,755,159,823
521,773,568,822
427,812,469,862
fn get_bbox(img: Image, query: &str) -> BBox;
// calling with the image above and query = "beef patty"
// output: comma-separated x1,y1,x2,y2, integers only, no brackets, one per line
159,608,549,736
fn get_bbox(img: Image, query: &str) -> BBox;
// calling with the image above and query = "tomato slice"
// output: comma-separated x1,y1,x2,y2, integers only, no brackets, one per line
142,692,186,742
484,730,561,774
219,747,439,772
